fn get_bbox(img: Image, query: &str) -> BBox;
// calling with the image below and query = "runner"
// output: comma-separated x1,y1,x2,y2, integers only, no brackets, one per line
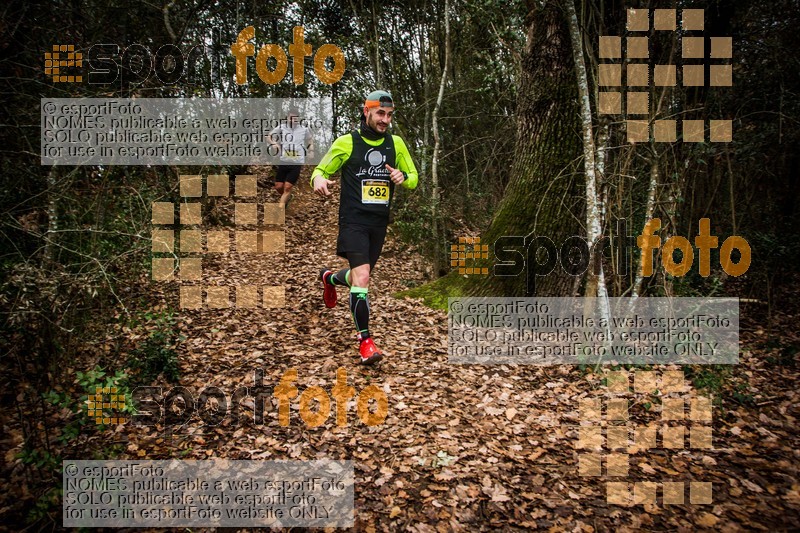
311,90,419,365
269,107,314,208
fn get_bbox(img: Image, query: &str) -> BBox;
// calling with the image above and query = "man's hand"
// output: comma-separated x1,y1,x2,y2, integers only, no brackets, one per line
313,175,335,196
386,164,405,185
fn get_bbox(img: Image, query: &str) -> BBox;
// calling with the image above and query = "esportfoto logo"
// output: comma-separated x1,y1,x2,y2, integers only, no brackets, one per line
44,44,82,83
598,8,733,143
46,26,344,88
151,173,286,310
453,218,751,293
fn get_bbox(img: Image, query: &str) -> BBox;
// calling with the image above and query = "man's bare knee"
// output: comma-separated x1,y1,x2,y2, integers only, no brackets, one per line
350,266,371,288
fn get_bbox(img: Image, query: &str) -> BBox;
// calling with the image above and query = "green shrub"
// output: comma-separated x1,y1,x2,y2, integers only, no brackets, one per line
126,311,182,383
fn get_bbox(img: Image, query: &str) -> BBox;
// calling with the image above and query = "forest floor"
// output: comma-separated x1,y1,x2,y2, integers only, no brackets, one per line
3,169,800,531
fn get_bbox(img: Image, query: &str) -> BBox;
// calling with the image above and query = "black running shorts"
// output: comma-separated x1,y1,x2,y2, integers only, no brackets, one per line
336,223,388,270
275,165,301,185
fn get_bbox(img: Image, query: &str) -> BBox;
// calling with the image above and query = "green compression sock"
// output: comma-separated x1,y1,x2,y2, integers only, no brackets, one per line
331,268,351,287
349,286,370,339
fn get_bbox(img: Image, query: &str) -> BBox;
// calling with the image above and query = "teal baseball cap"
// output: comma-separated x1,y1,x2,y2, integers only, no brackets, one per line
364,90,394,108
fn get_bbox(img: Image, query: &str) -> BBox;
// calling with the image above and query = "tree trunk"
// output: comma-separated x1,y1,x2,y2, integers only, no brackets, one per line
468,1,583,297
565,0,603,298
431,0,450,277
420,24,430,178
44,167,59,264
632,148,660,299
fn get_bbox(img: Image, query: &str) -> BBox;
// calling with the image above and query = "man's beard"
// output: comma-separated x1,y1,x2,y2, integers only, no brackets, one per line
360,113,388,140
367,115,386,131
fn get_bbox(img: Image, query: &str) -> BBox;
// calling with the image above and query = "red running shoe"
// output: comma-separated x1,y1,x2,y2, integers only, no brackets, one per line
319,269,337,308
359,337,383,365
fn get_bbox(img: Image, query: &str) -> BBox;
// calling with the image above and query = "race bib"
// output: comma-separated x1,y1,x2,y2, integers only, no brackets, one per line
361,179,390,204
284,148,299,160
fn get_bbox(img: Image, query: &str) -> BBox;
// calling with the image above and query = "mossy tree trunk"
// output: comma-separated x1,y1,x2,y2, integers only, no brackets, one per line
400,1,588,306
467,1,584,297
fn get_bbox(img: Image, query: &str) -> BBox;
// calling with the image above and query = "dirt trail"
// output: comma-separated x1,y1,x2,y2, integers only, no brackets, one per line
123,171,799,531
